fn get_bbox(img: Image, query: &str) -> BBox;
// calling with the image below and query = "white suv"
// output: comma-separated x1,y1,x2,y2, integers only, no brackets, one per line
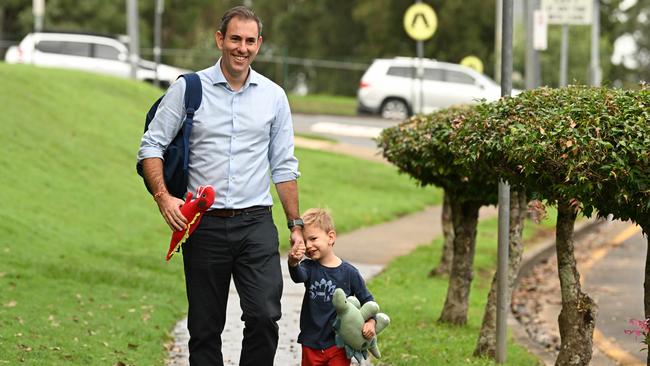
357,57,503,119
4,32,190,87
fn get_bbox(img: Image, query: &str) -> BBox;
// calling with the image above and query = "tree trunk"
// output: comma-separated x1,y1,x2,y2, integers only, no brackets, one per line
474,189,528,358
429,191,454,277
554,201,597,366
438,197,481,325
639,221,650,366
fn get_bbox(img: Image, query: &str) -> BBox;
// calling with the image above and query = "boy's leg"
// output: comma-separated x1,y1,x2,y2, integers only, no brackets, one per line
301,345,329,366
324,345,351,366
182,217,233,366
231,210,283,366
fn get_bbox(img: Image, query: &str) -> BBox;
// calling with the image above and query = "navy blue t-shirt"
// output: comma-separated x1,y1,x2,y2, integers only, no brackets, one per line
288,259,374,349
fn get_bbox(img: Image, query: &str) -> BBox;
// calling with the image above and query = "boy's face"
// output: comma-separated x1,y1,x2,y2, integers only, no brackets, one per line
303,223,336,262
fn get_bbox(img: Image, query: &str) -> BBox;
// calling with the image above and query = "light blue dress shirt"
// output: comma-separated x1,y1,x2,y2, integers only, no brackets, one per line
137,60,300,209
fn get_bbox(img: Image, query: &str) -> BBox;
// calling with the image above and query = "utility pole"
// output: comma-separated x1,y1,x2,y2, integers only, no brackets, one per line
496,0,513,363
153,0,164,87
126,0,140,80
590,0,601,86
33,0,44,32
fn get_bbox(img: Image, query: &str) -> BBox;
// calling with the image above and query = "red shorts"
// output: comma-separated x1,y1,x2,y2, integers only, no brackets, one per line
301,345,351,366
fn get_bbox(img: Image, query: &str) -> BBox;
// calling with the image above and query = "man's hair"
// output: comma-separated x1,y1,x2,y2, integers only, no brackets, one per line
302,208,335,233
218,5,263,37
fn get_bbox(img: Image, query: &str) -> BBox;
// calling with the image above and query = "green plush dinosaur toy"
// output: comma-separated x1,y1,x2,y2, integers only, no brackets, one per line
332,288,390,362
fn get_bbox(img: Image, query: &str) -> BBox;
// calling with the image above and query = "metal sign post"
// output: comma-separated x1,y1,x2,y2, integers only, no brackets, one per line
590,0,601,86
541,0,594,87
496,0,513,363
403,1,437,115
526,0,542,89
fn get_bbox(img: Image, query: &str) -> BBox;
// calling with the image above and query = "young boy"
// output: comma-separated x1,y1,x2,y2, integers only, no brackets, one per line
288,208,377,366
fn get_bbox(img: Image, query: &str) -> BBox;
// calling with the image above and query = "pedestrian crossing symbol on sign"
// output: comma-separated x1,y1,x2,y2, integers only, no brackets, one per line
403,3,438,41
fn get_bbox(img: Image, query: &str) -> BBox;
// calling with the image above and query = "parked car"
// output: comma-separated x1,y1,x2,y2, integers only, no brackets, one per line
4,31,190,87
357,57,508,119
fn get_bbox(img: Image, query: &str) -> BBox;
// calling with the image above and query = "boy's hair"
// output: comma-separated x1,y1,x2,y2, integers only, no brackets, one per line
219,5,263,37
302,208,335,233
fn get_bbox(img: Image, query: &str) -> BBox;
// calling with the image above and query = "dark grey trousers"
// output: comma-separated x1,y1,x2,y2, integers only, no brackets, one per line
182,209,283,366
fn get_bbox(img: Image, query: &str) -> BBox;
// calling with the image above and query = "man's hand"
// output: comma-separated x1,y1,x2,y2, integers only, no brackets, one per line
287,231,305,267
155,192,188,231
362,318,376,340
289,226,305,252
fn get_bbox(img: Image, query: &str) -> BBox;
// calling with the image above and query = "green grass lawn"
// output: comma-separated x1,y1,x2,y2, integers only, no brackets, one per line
0,63,440,365
288,93,358,116
368,216,555,365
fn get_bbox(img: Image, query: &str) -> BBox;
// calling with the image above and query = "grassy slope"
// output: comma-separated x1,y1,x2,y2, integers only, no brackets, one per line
288,93,358,116
0,63,439,365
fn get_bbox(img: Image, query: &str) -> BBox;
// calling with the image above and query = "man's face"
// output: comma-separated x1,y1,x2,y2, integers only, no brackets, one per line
215,16,262,83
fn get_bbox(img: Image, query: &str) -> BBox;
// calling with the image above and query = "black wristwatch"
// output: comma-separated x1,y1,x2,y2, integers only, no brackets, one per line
287,218,304,230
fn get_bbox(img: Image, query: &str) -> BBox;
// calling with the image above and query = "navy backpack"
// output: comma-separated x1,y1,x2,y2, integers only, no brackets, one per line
136,73,202,199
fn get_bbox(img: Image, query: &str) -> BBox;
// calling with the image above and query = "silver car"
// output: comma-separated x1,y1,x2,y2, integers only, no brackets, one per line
4,31,190,87
357,57,504,119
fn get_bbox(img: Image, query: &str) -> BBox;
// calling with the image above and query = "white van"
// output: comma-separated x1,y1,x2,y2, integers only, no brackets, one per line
357,57,505,119
4,31,190,87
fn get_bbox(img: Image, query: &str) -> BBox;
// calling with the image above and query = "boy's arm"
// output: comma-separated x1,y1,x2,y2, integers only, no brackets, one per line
351,269,374,304
287,259,308,284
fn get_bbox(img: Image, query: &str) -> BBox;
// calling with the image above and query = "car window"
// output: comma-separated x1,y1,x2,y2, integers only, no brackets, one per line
93,44,121,60
35,40,63,54
386,66,416,79
445,70,476,85
36,40,91,57
424,68,444,81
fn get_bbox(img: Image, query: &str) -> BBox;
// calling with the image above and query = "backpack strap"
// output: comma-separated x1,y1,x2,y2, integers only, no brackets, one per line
179,73,202,172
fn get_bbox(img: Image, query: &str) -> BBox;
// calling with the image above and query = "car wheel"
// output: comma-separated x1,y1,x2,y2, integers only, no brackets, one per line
380,99,409,120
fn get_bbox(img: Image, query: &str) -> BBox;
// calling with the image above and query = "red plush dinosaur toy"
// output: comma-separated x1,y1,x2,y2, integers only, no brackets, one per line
166,185,215,261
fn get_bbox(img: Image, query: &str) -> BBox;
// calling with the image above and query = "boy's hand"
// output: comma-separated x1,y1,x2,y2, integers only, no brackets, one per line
362,318,376,339
287,241,305,267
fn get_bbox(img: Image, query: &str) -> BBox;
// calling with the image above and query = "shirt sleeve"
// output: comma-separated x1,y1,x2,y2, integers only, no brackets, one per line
136,78,186,162
288,260,309,284
268,89,300,183
350,267,374,305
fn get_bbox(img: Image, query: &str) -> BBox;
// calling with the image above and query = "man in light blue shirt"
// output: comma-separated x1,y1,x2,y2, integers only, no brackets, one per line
137,6,305,366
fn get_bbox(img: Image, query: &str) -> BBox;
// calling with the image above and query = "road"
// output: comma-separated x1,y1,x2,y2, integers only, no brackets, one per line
292,113,397,149
584,227,646,365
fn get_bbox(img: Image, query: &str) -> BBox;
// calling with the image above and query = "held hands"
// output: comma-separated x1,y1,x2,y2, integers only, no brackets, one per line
287,228,305,267
362,318,376,340
155,192,188,231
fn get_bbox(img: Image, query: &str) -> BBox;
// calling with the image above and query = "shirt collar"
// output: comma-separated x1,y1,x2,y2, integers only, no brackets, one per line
211,58,259,90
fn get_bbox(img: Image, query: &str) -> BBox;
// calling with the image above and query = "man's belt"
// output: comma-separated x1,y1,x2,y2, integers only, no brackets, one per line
204,205,271,218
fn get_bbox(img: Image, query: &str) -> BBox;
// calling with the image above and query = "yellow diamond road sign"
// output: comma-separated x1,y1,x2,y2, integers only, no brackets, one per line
403,3,438,41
